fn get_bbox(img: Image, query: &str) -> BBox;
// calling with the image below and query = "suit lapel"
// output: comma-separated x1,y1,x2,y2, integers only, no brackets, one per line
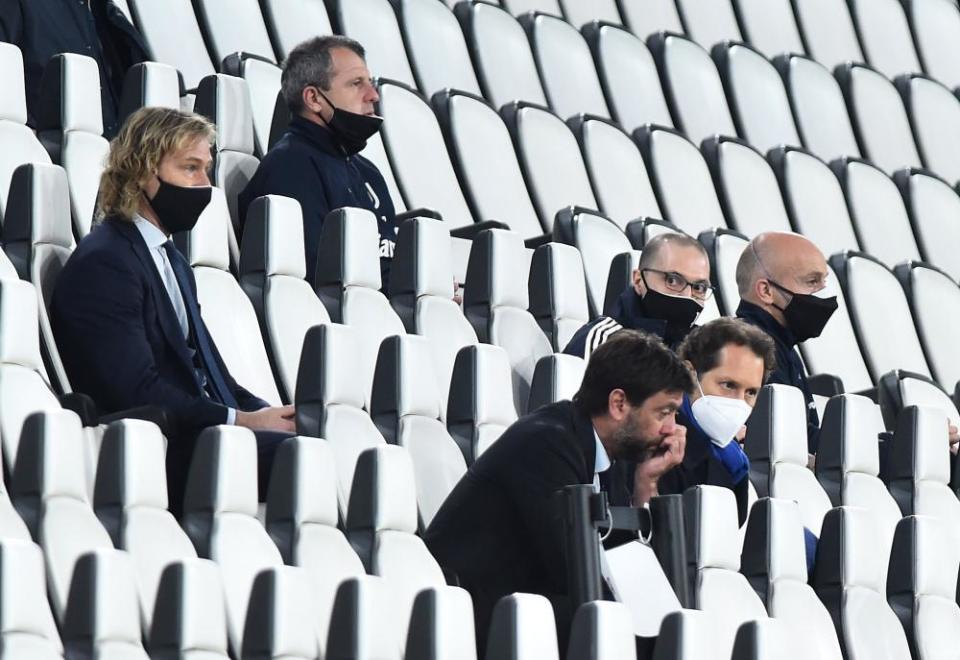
570,403,598,483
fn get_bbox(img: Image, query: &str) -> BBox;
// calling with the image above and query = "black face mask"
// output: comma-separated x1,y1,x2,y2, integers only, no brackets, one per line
639,273,704,328
147,177,212,235
316,88,383,157
768,280,838,342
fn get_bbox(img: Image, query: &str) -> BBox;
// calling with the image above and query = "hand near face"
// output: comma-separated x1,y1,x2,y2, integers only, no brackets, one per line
949,422,959,456
632,424,687,507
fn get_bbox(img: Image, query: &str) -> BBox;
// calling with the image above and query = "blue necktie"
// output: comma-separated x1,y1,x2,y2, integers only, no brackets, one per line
162,241,239,409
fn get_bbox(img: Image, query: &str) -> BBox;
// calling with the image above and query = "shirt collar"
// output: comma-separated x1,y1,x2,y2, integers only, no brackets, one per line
736,299,797,347
288,115,343,157
133,214,170,250
593,428,611,475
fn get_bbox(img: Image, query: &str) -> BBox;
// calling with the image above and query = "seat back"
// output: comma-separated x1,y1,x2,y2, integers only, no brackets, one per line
847,0,921,79
455,1,548,109
674,0,742,51
649,33,737,147
433,90,544,239
791,0,864,70
651,609,725,660
715,43,800,156
636,126,728,237
774,54,860,163
485,593,560,660
182,426,283,654
732,0,805,59
224,56,282,158
405,586,478,660
500,0,562,18
528,243,590,351
896,262,960,391
149,558,230,659
618,0,682,39
559,0,621,27
335,0,416,88
326,575,403,660
193,0,276,67
899,74,960,186
398,0,480,100
241,566,319,660
908,0,960,91
260,0,333,59
566,601,637,660
525,13,609,120
127,0,216,90
183,186,282,406
699,228,747,316
239,194,331,403
527,354,586,413
0,540,62,656
118,61,181,123
586,23,672,135
895,168,960,282
502,102,599,232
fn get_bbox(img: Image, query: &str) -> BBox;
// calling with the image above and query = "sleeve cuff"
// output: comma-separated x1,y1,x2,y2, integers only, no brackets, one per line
226,408,236,425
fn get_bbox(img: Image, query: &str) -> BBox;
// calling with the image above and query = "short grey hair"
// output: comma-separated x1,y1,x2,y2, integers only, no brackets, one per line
638,232,708,271
281,36,366,114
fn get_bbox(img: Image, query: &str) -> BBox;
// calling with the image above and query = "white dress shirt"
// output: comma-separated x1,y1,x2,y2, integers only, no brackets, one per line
134,215,236,424
593,428,611,493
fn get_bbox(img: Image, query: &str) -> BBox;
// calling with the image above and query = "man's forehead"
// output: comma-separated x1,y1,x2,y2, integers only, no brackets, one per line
654,243,710,277
169,138,212,163
330,48,371,78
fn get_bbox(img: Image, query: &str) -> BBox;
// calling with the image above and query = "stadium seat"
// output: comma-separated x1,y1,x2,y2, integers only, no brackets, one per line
886,515,960,660
648,33,737,147
712,42,801,155
463,229,552,413
499,0,561,18
568,114,663,229
431,89,547,239
772,53,861,164
893,168,960,282
387,217,478,416
238,194,332,403
700,136,793,237
220,55,282,159
181,426,284,655
126,0,217,91
527,354,586,412
395,0,482,100
193,73,257,264
3,163,76,395
528,242,590,351
565,601,637,660
454,1,549,109
698,227,748,316
117,61,181,123
313,207,406,407
651,609,726,660
446,343,520,463
370,335,468,526
791,0,865,71
906,0,960,92
836,63,922,176
831,158,922,268
635,126,729,237
35,53,109,239
331,0,417,88
180,187,283,407
730,618,803,660
743,385,833,535
885,405,960,548
617,0,683,39
897,73,960,186
551,209,631,318
325,576,403,660
404,586,478,660
559,0,621,28
521,12,610,120
264,437,365,659
673,0,742,52
0,43,53,227
193,0,276,70
0,540,62,658
294,323,388,512
92,419,199,634
846,0,922,79
766,147,861,256
149,558,230,660
740,498,843,660
485,593,560,660
830,252,932,382
894,262,960,391
61,549,149,659
683,486,768,655
500,102,599,232
10,410,114,621
812,506,913,658
582,23,674,134
259,0,333,60
240,566,319,660
731,0,805,59
878,371,960,433
815,395,903,576
346,446,447,647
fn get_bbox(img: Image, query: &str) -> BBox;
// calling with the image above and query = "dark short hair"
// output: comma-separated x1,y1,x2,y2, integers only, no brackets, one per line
573,329,694,416
677,318,777,381
637,232,709,271
281,36,366,113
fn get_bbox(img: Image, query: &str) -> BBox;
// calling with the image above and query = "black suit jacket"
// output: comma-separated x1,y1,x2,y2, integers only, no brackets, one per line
425,400,618,650
50,218,267,438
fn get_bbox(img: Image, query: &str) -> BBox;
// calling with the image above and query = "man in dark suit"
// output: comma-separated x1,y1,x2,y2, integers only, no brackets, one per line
425,330,694,652
51,107,295,514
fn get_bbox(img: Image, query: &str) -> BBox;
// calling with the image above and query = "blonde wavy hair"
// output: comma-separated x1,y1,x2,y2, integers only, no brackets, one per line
97,107,216,221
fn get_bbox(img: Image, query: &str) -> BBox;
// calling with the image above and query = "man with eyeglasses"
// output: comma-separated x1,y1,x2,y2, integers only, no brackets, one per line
734,232,838,455
564,233,713,359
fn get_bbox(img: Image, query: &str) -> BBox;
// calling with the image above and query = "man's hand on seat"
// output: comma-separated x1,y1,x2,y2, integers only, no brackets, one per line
236,405,296,433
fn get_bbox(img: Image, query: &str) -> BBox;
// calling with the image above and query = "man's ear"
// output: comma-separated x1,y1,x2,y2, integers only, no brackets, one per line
682,359,697,377
631,269,645,297
608,388,628,421
755,278,775,305
301,86,326,116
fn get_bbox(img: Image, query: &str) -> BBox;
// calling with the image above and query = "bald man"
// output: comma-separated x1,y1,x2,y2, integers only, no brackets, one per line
734,233,838,454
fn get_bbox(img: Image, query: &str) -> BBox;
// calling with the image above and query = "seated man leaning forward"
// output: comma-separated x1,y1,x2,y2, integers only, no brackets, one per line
657,317,777,525
50,107,295,515
564,232,712,357
425,330,693,653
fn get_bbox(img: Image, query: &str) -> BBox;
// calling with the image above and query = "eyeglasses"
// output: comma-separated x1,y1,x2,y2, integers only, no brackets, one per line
642,268,714,301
